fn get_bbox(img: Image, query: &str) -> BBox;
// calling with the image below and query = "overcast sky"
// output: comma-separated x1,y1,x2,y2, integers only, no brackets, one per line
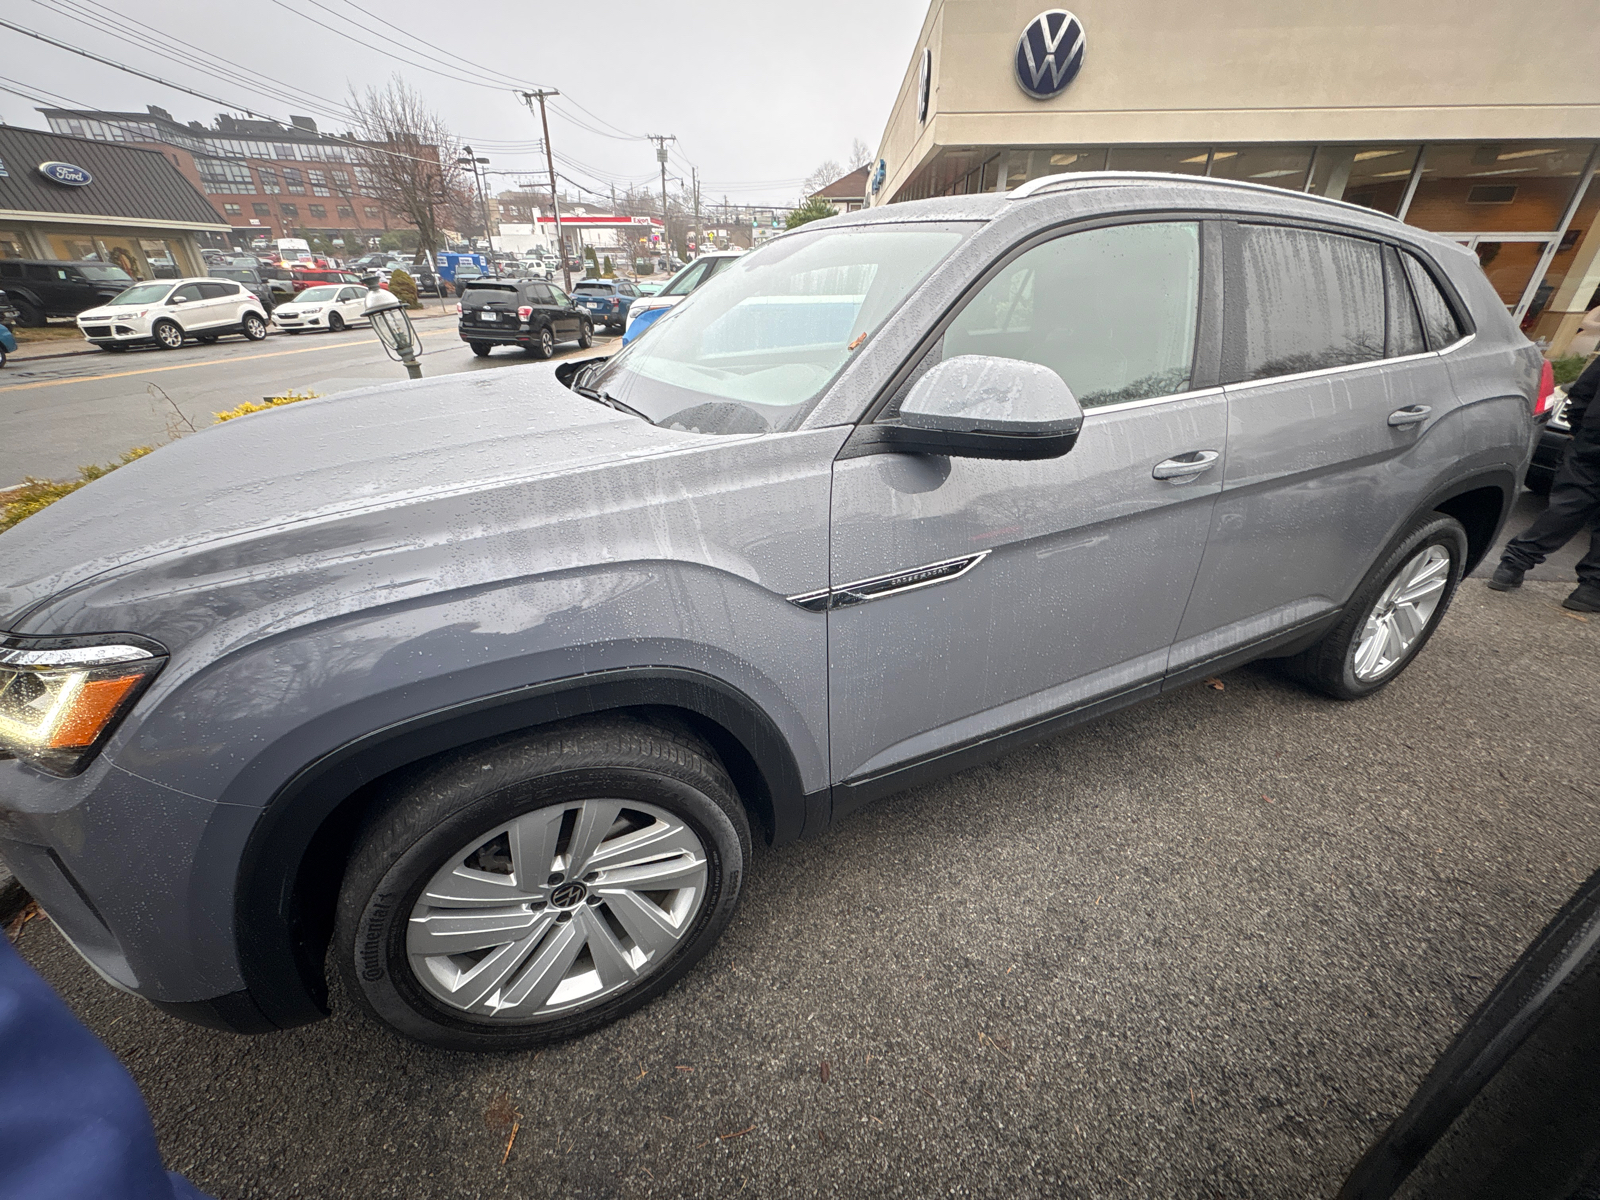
0,0,928,206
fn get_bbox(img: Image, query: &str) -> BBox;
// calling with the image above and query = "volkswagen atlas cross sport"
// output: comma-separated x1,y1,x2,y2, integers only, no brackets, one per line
0,174,1542,1051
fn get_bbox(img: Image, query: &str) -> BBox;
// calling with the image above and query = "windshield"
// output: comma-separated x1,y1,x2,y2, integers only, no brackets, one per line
78,263,134,282
586,225,966,434
659,258,716,297
108,283,171,305
295,286,340,302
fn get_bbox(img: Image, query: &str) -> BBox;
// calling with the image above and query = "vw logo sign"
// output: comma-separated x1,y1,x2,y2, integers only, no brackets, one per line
1014,10,1086,100
38,161,93,187
917,47,932,124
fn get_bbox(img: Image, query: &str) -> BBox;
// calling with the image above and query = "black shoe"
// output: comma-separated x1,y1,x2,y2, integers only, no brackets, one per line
1563,583,1600,612
1487,564,1525,591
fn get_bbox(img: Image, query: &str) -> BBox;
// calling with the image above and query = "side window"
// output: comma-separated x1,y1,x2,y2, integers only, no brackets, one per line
197,282,236,299
1402,252,1466,350
528,284,553,304
1383,245,1428,358
25,264,54,282
1224,224,1384,382
339,287,363,301
171,283,203,303
942,221,1201,408
548,285,570,307
0,262,21,280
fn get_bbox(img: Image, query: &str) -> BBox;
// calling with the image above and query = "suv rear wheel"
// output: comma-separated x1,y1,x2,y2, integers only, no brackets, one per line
529,326,556,359
334,718,750,1051
1282,512,1468,700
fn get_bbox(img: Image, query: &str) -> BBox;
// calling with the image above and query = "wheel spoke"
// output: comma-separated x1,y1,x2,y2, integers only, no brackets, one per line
587,817,702,872
562,799,623,879
499,919,586,1011
408,906,547,957
446,926,548,1011
1390,600,1426,644
576,906,638,990
1354,618,1386,678
423,865,539,908
603,889,687,958
599,854,707,891
508,810,562,891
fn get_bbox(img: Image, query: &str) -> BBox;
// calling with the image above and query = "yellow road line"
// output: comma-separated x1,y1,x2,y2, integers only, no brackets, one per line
0,325,458,394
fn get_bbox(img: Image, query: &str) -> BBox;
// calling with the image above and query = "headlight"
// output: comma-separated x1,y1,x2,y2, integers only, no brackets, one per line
0,634,167,777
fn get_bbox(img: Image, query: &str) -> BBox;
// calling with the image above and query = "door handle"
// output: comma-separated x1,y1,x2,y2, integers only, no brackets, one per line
1152,449,1221,481
1388,405,1432,427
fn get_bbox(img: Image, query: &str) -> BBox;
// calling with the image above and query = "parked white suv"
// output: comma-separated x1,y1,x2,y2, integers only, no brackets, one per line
76,277,269,352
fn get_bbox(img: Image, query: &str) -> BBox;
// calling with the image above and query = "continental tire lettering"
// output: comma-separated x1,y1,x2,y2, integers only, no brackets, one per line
360,891,395,981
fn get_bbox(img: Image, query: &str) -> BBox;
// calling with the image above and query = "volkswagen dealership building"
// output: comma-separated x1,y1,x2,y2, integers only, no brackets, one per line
868,0,1600,353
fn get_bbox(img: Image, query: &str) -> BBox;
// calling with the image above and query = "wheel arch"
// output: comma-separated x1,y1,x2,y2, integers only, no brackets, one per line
234,666,819,1029
1428,471,1516,574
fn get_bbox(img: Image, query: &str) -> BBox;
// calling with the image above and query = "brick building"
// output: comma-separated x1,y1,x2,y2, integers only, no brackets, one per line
40,106,436,251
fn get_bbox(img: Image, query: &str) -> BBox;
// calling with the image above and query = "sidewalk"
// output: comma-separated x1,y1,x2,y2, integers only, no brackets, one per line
7,306,459,363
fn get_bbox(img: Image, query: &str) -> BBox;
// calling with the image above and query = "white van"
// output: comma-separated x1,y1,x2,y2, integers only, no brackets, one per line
274,237,312,264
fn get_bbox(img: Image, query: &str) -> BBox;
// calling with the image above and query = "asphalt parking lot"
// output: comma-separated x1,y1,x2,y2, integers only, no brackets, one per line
13,570,1600,1200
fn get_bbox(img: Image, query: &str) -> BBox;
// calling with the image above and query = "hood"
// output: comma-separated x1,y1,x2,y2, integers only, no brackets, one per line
0,365,711,631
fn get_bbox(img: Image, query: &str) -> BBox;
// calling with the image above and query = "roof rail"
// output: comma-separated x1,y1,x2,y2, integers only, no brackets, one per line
1006,170,1402,222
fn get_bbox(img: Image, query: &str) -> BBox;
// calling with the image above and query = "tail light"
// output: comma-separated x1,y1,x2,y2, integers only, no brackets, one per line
517,305,533,321
1535,359,1555,416
455,302,462,314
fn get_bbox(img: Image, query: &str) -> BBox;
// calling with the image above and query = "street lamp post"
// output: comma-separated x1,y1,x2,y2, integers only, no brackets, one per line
363,276,423,379
457,147,495,273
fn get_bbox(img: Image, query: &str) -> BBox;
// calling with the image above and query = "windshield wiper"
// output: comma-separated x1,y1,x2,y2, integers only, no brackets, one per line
599,391,652,423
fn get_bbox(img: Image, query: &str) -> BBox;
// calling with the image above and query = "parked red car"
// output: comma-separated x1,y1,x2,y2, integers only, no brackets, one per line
290,268,364,294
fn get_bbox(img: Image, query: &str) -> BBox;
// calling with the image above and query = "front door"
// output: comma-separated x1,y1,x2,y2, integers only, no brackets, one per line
827,220,1225,811
166,282,207,331
1171,223,1460,675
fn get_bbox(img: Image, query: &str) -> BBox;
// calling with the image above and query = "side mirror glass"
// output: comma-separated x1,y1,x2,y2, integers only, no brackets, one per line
888,355,1083,460
169,296,186,304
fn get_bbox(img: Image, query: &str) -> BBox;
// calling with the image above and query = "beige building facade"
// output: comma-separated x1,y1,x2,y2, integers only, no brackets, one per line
870,0,1600,352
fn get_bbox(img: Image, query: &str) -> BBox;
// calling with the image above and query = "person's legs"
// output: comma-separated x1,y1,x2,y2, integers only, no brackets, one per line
1499,447,1600,576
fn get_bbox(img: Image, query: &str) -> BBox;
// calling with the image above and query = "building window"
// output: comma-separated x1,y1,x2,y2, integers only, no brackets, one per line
259,167,281,194
274,144,298,160
337,206,353,219
364,206,380,220
308,168,330,196
283,167,305,194
196,157,256,195
280,203,299,219
223,203,242,218
309,204,326,219
253,203,270,217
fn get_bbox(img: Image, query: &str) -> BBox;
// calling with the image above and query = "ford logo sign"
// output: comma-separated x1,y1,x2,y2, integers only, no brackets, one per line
38,161,93,187
1015,10,1086,100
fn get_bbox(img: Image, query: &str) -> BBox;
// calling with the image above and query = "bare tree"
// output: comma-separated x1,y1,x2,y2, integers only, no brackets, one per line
345,77,460,261
848,138,873,171
802,159,843,199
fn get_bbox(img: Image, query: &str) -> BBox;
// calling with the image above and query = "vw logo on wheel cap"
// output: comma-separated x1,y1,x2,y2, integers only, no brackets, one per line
1014,10,1086,99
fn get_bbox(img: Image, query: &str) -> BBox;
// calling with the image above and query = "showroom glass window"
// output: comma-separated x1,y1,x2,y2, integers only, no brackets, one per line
942,222,1200,407
1225,225,1385,382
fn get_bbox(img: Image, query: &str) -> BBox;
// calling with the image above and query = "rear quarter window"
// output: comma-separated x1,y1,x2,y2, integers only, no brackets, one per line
1402,252,1467,349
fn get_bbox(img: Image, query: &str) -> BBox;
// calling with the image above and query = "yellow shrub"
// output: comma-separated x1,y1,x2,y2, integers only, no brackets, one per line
0,447,155,533
213,390,319,423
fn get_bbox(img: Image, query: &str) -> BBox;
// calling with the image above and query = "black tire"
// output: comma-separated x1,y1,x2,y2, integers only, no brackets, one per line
242,312,267,341
0,344,6,369
327,312,345,333
578,322,593,349
470,341,492,358
334,718,750,1051
1281,512,1468,700
151,319,184,350
530,326,555,359
13,300,45,329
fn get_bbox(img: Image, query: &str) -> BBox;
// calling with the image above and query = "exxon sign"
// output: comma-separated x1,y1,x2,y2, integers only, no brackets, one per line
1014,10,1086,99
38,161,93,187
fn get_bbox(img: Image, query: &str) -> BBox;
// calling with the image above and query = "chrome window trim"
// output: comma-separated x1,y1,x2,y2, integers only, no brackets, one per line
788,551,991,613
1434,331,1477,358
1083,386,1224,418
1227,355,1399,393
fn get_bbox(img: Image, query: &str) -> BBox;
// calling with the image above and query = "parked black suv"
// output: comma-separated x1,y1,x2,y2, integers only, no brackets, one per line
0,259,137,325
457,278,593,358
211,266,276,313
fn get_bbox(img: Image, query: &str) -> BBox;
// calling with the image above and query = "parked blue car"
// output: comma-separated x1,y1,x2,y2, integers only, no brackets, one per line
571,279,642,332
0,288,17,367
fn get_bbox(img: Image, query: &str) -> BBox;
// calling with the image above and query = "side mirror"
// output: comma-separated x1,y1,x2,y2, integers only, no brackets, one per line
885,355,1083,460
169,296,187,305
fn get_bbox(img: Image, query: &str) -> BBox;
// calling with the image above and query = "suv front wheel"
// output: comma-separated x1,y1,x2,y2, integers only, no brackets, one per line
1283,512,1468,700
334,718,750,1050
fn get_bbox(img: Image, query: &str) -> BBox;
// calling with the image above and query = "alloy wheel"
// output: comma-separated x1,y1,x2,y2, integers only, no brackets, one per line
540,328,554,357
154,321,184,349
406,798,708,1021
1352,544,1451,682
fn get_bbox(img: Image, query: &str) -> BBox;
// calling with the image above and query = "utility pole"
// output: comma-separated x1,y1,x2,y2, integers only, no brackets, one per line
648,133,675,268
692,166,702,257
518,88,570,292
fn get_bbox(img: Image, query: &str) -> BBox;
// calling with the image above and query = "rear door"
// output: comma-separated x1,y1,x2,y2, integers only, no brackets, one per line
196,281,241,327
827,219,1227,810
336,285,367,324
547,284,580,339
1170,222,1460,680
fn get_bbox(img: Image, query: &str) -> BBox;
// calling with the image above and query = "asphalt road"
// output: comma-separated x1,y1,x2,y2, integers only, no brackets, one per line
12,577,1600,1200
0,314,619,486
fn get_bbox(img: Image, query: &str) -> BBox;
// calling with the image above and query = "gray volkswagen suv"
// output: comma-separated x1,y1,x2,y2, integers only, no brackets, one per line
0,175,1541,1050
